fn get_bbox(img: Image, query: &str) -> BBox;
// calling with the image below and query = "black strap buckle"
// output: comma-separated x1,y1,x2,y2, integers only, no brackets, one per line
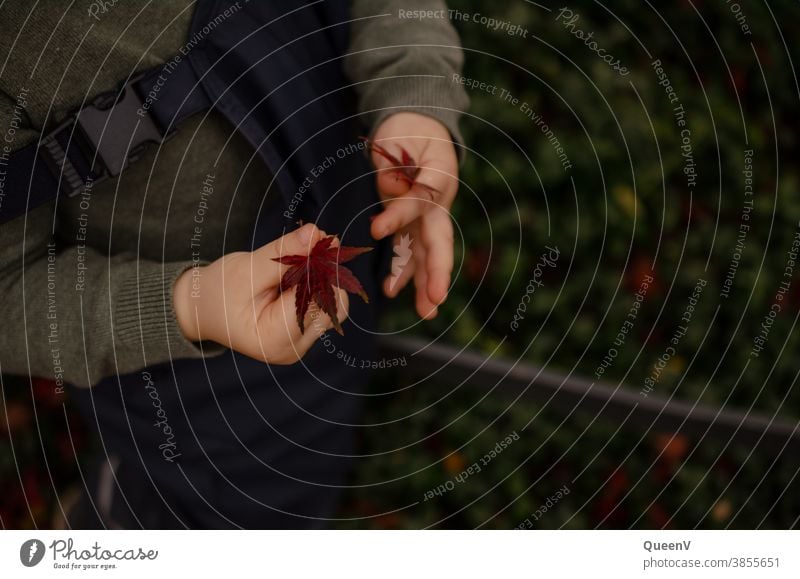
39,73,166,197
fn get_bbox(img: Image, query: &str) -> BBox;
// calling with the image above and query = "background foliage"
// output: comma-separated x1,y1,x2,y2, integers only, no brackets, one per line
1,0,799,529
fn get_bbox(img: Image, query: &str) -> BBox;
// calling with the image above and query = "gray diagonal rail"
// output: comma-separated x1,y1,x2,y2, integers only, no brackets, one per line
378,335,800,454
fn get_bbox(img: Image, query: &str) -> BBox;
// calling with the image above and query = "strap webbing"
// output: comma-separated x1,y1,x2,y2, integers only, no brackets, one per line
0,56,210,225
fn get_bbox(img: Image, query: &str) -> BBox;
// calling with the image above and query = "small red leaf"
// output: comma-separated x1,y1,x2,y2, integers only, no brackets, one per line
332,266,369,302
273,254,308,266
332,245,373,264
401,148,414,168
360,136,439,196
280,264,306,292
273,234,372,335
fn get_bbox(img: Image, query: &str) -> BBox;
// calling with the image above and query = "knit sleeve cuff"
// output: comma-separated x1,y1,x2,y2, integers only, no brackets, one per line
361,75,470,164
114,260,226,363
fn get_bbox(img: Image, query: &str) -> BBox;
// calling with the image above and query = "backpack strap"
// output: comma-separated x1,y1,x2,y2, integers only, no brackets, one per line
0,56,210,224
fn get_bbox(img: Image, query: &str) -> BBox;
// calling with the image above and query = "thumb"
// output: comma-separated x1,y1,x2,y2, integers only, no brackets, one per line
252,223,325,289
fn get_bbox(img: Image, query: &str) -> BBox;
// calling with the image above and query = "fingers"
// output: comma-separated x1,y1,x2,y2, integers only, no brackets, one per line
292,287,350,355
383,207,453,307
371,164,454,241
371,192,427,240
306,287,349,337
395,241,439,319
384,254,416,298
258,286,349,364
421,209,454,305
412,252,439,320
251,223,324,289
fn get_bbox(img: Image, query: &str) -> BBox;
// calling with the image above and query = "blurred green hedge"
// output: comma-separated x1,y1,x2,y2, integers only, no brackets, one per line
338,374,799,528
387,0,800,417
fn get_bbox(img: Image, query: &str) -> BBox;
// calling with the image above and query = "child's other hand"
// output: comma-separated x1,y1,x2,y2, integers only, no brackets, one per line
173,224,348,363
369,112,459,319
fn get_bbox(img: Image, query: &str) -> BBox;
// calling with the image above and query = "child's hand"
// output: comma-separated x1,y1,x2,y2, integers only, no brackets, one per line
173,224,348,363
369,112,459,319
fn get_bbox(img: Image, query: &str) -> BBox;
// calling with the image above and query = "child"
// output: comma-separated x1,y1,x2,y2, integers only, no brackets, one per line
0,0,468,528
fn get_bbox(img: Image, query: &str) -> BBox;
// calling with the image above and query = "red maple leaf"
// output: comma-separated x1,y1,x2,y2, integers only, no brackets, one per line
360,136,439,195
273,235,372,335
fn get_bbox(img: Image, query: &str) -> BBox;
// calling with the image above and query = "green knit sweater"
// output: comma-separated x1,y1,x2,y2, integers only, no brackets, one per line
0,0,468,388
